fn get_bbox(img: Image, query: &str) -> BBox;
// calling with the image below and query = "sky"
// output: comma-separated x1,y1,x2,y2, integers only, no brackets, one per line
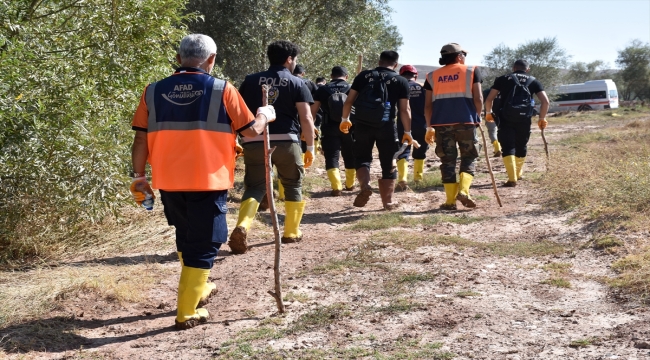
388,0,650,69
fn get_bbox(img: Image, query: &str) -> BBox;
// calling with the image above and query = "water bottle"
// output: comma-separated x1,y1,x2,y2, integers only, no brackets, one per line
381,101,390,122
142,193,154,211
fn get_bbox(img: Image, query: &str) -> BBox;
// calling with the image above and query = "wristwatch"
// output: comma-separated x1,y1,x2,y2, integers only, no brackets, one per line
130,171,145,178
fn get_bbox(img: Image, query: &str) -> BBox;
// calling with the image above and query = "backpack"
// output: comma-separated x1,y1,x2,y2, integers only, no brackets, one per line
323,83,350,125
501,74,535,122
351,71,395,128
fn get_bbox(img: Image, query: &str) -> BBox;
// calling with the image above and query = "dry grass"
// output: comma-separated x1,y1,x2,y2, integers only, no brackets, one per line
608,247,650,303
538,117,650,231
0,262,172,327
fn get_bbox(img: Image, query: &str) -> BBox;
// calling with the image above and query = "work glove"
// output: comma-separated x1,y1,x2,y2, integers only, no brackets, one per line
401,131,413,145
130,176,154,206
425,126,436,145
256,105,276,122
485,113,495,122
339,117,352,134
538,117,548,130
235,142,243,158
314,127,320,138
304,146,314,169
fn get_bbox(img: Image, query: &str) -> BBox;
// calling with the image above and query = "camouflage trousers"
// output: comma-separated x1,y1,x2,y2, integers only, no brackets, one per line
434,124,479,184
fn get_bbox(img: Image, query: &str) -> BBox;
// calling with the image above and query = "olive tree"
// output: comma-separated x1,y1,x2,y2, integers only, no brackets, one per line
186,0,402,84
616,39,650,101
0,0,194,260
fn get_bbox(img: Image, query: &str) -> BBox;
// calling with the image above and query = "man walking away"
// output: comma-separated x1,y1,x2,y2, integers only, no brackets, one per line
484,59,549,187
424,43,483,210
130,34,276,329
340,51,412,210
231,40,315,254
311,66,355,196
395,64,429,190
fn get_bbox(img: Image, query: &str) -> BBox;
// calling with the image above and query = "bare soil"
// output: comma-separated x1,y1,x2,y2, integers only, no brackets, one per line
2,119,650,360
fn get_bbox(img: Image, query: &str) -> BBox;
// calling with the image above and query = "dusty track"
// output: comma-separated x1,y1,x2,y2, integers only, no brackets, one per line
2,119,650,359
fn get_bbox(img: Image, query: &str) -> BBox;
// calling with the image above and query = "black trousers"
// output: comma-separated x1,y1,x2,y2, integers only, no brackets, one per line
160,190,228,269
353,121,400,179
497,118,532,158
321,123,355,170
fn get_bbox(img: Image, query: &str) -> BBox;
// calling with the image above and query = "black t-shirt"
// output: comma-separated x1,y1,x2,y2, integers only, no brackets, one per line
397,79,427,128
351,67,410,121
491,71,544,96
423,65,482,91
239,65,313,137
314,79,351,128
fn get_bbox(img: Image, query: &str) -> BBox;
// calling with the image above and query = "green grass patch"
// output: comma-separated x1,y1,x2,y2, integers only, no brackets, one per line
541,277,572,288
348,213,485,231
283,291,310,303
410,172,444,190
456,290,481,298
608,247,650,303
286,303,352,334
375,231,567,257
542,262,572,274
473,195,490,201
569,337,598,348
397,271,437,284
593,235,624,250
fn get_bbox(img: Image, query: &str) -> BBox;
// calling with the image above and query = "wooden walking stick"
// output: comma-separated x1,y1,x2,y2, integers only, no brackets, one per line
541,128,550,171
478,123,503,207
262,84,285,313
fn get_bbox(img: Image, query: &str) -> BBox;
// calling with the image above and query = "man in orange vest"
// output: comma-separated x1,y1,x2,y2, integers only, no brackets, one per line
424,43,483,210
130,34,276,329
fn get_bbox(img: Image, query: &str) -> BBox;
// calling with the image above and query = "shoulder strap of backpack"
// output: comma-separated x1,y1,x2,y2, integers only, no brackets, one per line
523,76,535,87
510,73,522,86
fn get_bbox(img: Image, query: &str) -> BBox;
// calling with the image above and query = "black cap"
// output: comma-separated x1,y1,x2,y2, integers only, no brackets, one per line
293,64,306,75
331,66,348,77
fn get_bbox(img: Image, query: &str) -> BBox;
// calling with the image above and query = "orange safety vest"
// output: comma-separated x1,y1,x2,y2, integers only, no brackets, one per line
139,71,249,191
426,64,480,126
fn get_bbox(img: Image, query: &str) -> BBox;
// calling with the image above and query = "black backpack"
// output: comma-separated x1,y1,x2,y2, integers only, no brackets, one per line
501,74,535,122
323,83,350,125
351,71,394,127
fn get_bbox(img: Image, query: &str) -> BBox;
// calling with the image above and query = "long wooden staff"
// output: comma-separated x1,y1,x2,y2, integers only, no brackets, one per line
262,85,285,313
478,124,503,207
541,128,550,171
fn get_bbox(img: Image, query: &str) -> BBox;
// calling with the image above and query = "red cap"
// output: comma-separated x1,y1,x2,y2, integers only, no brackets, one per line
399,64,418,75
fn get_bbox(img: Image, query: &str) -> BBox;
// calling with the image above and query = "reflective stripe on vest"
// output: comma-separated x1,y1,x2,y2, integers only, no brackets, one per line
427,65,474,102
239,133,300,143
145,79,232,134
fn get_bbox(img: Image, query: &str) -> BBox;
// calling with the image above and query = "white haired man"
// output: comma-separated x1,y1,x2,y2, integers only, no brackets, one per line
130,34,276,329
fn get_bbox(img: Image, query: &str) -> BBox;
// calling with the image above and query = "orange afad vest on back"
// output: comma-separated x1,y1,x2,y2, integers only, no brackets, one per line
426,64,480,126
139,71,252,191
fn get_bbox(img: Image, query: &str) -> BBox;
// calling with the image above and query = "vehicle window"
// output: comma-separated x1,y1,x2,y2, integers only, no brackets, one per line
609,90,618,98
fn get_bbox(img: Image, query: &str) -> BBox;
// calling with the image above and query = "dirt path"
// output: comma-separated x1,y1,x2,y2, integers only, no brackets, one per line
3,120,650,360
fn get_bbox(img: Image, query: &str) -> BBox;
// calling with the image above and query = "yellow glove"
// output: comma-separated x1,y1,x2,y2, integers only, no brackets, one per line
339,118,352,134
425,126,436,145
235,142,243,159
129,176,155,206
538,117,548,130
304,146,314,169
485,113,495,122
401,131,413,145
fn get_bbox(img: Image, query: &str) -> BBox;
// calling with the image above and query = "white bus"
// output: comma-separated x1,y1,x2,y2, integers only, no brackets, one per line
549,79,619,112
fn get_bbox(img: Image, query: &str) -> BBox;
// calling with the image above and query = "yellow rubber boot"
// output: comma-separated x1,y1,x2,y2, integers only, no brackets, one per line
327,168,343,195
277,181,285,200
492,140,502,156
345,169,356,190
281,201,305,243
503,155,517,186
397,158,408,184
413,159,425,182
456,172,476,208
229,198,259,255
175,266,210,329
442,183,459,210
515,157,526,180
177,252,217,306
